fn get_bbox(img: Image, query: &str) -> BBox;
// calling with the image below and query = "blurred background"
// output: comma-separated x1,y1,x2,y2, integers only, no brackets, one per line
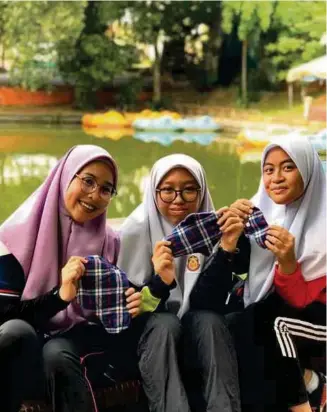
0,0,326,224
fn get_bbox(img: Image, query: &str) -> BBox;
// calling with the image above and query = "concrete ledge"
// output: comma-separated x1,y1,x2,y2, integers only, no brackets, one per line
0,113,82,124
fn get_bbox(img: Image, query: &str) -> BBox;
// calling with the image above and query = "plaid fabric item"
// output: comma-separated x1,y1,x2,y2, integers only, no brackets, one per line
244,206,269,249
166,206,269,257
166,212,220,257
76,255,131,334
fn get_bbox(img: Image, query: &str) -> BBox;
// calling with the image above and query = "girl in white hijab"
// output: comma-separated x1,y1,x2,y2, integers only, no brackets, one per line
118,154,241,412
225,136,326,412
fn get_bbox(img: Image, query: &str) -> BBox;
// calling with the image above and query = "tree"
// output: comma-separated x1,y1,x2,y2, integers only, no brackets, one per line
265,1,326,81
2,1,86,90
222,1,275,106
59,1,136,108
0,1,9,70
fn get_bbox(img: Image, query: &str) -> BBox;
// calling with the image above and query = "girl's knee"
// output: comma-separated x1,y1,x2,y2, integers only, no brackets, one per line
42,339,78,372
0,319,37,344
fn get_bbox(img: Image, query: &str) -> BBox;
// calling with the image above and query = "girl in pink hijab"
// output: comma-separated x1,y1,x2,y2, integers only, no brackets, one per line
0,145,140,412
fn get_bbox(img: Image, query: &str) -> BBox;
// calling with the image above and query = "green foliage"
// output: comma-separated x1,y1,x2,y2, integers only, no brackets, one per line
59,2,137,109
265,1,326,81
3,0,86,90
222,1,275,39
116,78,144,110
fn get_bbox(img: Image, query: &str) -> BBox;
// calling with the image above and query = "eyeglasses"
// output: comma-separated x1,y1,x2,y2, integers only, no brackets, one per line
156,187,201,203
75,174,117,200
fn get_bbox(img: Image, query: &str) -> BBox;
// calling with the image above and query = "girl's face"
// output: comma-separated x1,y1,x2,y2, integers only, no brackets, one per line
156,167,201,225
64,161,114,224
263,147,304,205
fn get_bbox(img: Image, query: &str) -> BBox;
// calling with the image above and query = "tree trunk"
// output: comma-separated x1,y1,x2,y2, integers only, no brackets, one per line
1,44,5,70
241,39,248,106
153,40,161,104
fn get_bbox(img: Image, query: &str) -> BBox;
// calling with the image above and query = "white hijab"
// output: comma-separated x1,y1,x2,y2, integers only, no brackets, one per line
117,154,214,317
244,136,326,306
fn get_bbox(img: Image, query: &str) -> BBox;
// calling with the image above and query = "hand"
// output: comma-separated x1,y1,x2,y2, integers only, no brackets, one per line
229,199,254,221
125,287,142,318
59,256,88,302
217,207,244,252
265,225,297,274
152,241,175,285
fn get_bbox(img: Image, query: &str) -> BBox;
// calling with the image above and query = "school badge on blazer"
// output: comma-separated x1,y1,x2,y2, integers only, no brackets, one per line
187,255,200,271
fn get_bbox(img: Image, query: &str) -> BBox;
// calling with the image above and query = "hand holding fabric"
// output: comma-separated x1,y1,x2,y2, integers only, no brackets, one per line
265,225,297,274
125,287,142,318
230,198,254,221
60,256,88,302
217,207,244,252
152,241,176,285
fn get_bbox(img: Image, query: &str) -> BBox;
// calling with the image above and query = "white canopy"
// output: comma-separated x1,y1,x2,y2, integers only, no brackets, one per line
287,55,327,83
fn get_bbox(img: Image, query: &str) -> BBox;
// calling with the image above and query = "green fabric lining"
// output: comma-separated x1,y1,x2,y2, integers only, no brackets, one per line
140,286,161,313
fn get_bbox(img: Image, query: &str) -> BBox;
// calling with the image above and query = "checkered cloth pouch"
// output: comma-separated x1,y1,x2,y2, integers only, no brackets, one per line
165,207,269,258
166,212,220,257
244,206,269,249
76,255,131,334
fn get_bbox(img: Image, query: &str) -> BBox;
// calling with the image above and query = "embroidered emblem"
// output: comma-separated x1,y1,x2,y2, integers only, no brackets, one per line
187,255,200,271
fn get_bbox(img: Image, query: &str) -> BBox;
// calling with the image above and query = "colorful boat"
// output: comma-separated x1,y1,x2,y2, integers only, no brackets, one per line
237,126,307,148
132,115,220,132
133,131,218,146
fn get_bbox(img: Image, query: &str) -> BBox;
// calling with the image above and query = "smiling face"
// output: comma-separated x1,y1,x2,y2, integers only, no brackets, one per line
156,167,201,225
263,147,304,205
64,160,114,224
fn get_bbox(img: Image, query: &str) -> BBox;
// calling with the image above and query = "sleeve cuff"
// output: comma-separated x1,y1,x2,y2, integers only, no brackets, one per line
148,275,176,299
140,286,161,313
275,262,301,278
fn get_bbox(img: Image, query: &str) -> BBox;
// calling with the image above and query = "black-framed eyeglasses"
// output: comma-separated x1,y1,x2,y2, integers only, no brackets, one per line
156,187,201,203
75,174,117,200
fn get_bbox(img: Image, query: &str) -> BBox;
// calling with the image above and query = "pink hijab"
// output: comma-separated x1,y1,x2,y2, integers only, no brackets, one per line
0,145,120,332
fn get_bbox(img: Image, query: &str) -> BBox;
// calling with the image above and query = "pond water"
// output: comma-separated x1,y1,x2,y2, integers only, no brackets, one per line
0,123,325,224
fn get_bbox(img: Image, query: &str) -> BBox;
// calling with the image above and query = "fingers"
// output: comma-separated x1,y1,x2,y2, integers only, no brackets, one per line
216,206,228,217
68,256,88,264
230,207,249,221
125,290,141,302
218,209,237,226
129,307,140,318
125,287,136,297
267,227,294,244
126,298,142,310
125,289,142,318
230,199,253,217
220,216,242,231
222,222,244,234
265,239,278,254
154,241,171,254
266,234,284,249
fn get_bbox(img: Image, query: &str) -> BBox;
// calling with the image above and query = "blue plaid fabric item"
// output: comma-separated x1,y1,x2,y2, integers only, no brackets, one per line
76,255,131,334
165,206,269,257
244,207,269,249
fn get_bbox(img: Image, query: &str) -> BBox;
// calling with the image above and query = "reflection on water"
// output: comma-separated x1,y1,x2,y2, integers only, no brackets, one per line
0,124,324,224
0,154,57,185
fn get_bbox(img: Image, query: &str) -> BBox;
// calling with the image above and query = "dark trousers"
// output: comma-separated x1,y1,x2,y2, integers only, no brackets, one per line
127,310,241,412
0,319,42,412
230,293,326,412
43,321,124,412
0,311,241,412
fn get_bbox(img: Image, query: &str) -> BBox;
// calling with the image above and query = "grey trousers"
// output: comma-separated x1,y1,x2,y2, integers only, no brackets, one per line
134,310,241,412
0,319,42,412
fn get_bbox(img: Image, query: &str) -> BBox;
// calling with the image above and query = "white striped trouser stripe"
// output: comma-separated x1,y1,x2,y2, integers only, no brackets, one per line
274,317,327,359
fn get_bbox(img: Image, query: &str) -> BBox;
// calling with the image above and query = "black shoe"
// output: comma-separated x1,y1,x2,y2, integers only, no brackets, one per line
309,373,326,412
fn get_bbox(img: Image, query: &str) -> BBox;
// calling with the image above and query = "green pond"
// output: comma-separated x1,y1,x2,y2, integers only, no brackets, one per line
0,123,324,224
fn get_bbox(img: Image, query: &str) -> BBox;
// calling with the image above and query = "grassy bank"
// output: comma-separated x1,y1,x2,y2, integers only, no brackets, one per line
0,87,324,132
